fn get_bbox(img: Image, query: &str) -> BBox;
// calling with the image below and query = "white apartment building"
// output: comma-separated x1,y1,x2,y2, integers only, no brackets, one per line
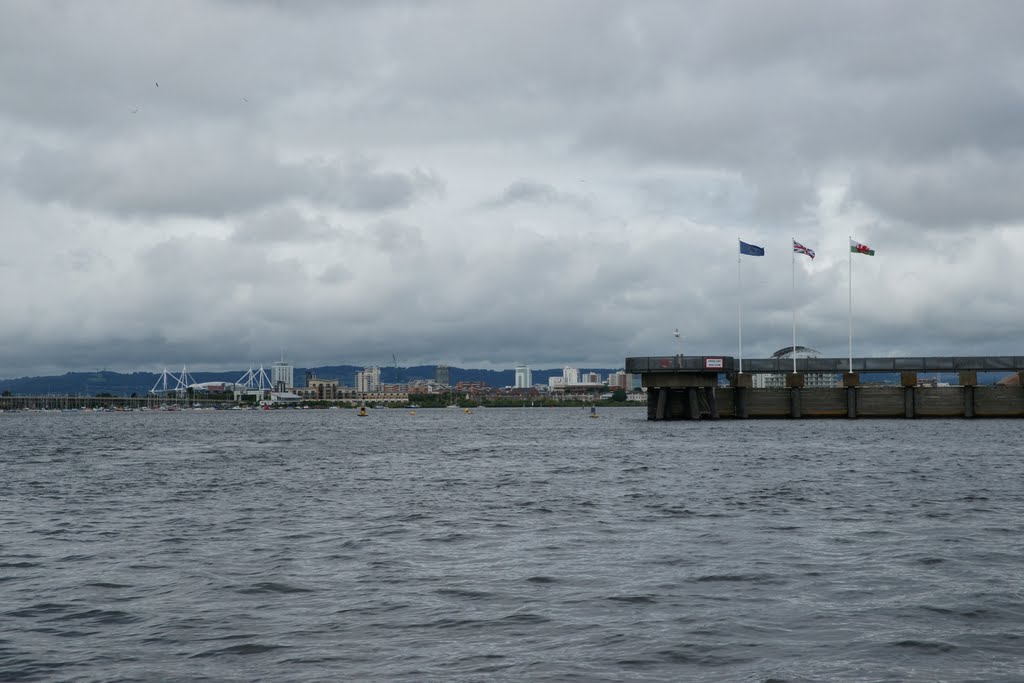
514,365,532,389
355,366,381,392
271,360,294,390
563,367,580,385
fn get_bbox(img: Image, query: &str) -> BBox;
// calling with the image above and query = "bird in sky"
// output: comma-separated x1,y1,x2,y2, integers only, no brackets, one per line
155,82,159,87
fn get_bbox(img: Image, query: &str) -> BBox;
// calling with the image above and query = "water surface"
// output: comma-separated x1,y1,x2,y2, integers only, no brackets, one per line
2,409,1022,681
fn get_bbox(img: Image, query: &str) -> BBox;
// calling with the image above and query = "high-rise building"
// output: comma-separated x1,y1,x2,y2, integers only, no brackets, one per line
435,364,450,386
271,360,294,390
608,371,629,389
356,366,381,393
514,365,532,388
563,367,580,385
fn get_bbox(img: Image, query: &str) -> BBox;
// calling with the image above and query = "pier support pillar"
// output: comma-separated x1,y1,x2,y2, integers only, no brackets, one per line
903,387,916,418
844,373,859,418
787,374,804,419
960,372,977,418
655,388,668,420
686,387,700,420
732,373,752,419
789,388,802,418
704,387,719,419
963,386,975,418
736,388,748,419
902,371,916,418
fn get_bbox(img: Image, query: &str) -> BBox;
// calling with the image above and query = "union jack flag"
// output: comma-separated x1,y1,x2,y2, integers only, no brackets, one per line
793,239,815,259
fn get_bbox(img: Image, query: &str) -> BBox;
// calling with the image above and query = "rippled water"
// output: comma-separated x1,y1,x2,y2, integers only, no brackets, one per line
2,408,1023,681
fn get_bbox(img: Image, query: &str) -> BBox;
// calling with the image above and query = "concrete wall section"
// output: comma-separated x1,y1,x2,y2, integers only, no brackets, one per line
975,386,1024,416
915,387,968,417
645,385,1024,419
801,390,848,417
715,389,735,416
855,387,905,417
745,389,790,416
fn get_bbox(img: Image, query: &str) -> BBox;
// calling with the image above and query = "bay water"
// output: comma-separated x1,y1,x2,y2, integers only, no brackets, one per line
2,408,1022,681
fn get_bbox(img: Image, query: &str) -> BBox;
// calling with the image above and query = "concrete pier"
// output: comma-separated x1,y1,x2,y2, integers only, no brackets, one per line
627,355,1024,420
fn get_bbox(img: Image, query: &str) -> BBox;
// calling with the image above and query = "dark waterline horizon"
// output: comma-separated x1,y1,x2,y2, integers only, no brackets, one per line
2,409,1022,681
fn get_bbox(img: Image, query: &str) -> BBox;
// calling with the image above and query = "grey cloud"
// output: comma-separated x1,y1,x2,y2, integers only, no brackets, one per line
2,1,1024,377
0,1,372,131
368,219,425,254
231,207,340,245
12,139,443,218
315,160,445,212
480,180,586,210
850,152,1024,229
561,4,1024,227
14,138,295,218
65,247,114,274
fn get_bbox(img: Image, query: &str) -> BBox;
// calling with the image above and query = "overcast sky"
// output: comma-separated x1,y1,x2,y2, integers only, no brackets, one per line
2,1,1022,377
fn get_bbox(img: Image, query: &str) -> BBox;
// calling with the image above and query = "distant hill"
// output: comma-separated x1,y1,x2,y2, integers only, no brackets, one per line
0,365,623,396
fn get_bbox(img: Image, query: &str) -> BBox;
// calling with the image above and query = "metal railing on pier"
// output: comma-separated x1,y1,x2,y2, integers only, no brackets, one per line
626,355,1024,374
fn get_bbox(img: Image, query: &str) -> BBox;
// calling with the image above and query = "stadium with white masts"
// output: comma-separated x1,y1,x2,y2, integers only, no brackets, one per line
148,362,293,397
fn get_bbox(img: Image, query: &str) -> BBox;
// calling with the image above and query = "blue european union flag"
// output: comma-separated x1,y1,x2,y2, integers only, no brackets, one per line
739,240,765,256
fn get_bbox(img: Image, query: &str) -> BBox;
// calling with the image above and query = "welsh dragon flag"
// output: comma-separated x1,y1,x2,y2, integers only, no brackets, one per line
850,238,875,256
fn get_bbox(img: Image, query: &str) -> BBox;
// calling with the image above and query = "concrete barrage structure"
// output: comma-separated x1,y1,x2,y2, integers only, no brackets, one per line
626,355,1024,420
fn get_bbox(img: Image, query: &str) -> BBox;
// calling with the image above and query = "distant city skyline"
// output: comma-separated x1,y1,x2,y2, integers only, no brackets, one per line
0,361,649,397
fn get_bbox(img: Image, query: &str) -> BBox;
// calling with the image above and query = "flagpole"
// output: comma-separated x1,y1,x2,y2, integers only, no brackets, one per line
848,236,853,374
792,238,797,374
738,239,743,374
